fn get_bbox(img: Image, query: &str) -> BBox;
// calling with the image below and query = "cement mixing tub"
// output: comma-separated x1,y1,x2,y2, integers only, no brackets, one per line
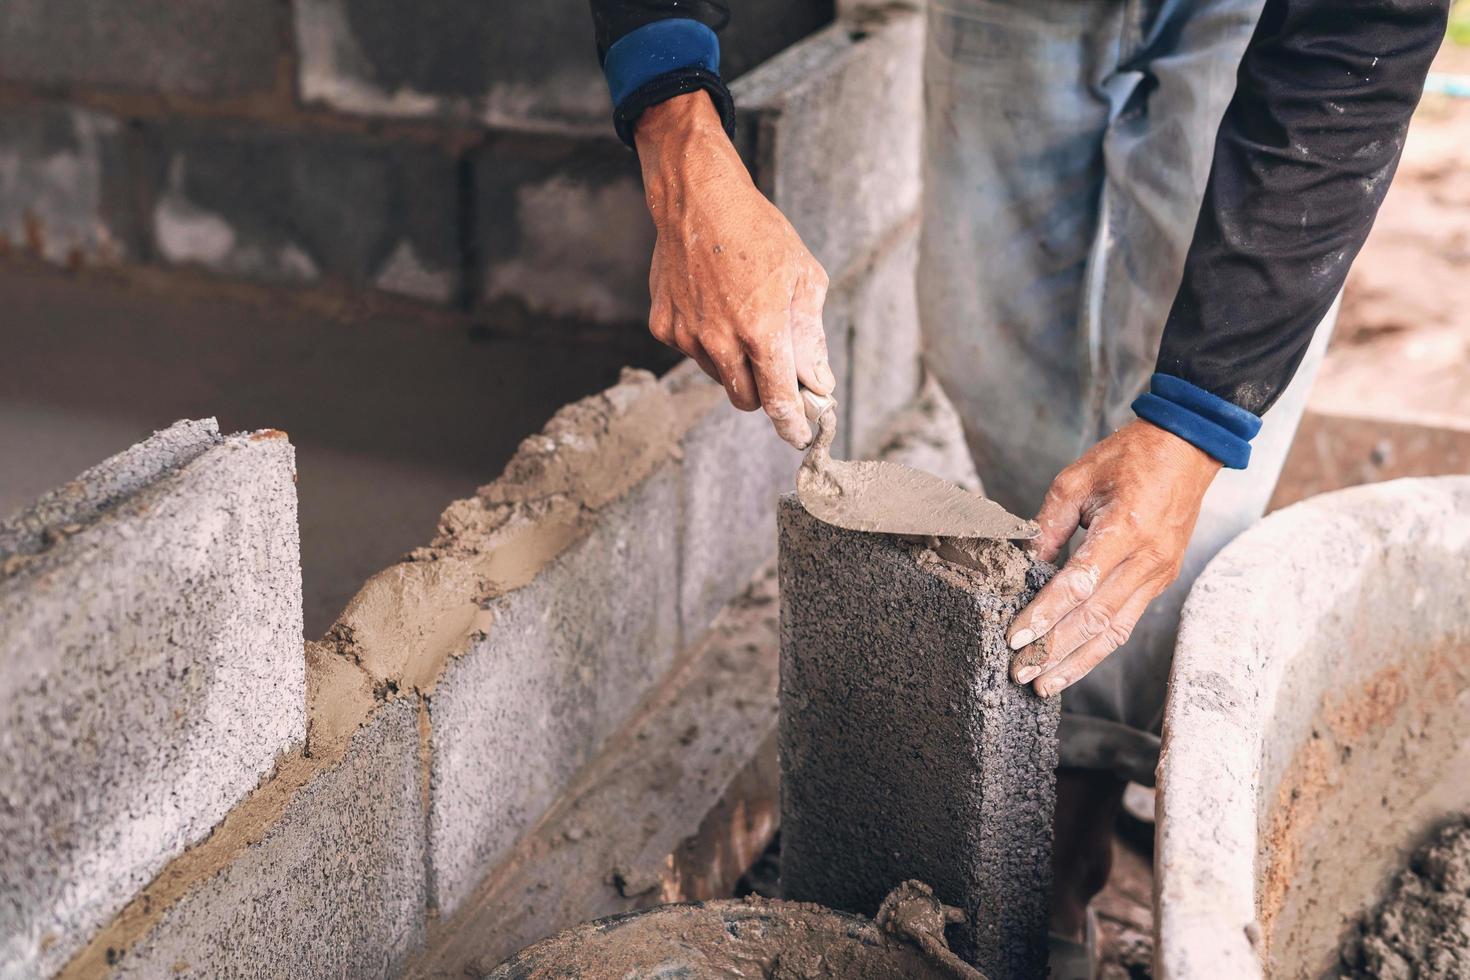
1156,477,1470,978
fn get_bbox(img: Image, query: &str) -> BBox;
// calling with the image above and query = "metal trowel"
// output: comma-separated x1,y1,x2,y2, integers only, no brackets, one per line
795,388,1039,540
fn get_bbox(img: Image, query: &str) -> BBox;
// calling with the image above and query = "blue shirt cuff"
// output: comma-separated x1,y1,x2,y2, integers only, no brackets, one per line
603,19,722,111
1131,373,1263,469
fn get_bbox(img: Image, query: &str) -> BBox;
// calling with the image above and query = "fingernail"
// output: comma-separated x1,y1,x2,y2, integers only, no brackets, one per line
815,361,836,393
1009,628,1035,651
788,420,813,450
1015,666,1041,685
1037,677,1067,698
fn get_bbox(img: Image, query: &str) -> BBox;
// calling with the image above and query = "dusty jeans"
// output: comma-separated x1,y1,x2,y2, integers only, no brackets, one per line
919,0,1337,784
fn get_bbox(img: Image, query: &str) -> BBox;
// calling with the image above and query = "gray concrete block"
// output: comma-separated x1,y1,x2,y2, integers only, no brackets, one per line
734,10,923,280
0,418,219,557
428,466,680,916
473,134,652,324
0,429,305,977
664,364,802,645
114,698,427,979
0,0,280,99
777,495,1058,978
144,124,459,302
0,105,145,266
295,0,832,131
830,222,922,457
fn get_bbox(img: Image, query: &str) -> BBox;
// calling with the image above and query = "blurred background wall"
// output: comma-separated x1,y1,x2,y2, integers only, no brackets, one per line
0,0,833,632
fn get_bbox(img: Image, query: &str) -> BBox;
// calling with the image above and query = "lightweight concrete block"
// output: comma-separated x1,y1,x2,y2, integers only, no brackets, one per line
0,418,218,556
0,427,305,977
777,495,1058,978
827,221,922,456
734,9,922,280
0,106,144,266
473,134,652,324
428,466,680,915
113,698,427,979
0,0,280,99
665,364,803,645
295,0,831,130
144,125,460,302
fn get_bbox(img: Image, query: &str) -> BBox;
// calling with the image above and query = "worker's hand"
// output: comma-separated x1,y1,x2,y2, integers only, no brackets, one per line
1007,420,1221,697
634,91,835,449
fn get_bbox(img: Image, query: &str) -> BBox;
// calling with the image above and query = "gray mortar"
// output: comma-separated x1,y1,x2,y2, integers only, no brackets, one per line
777,495,1059,979
1339,817,1470,979
0,417,219,558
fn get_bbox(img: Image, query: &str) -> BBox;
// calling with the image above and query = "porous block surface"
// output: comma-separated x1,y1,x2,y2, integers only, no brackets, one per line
778,495,1058,978
734,10,922,280
113,698,427,978
665,364,801,644
427,467,680,915
0,426,305,977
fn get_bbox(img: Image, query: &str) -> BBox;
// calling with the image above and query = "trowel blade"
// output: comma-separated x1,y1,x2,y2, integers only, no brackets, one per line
797,456,1040,540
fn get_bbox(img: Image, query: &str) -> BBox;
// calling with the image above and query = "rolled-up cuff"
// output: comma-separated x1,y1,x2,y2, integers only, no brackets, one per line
602,19,735,148
1132,373,1263,469
612,67,736,148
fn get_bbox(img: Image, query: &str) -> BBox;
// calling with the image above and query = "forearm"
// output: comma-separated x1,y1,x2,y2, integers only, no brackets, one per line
1143,0,1448,466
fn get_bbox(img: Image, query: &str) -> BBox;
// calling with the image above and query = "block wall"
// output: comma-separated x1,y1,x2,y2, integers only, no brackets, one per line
0,5,933,975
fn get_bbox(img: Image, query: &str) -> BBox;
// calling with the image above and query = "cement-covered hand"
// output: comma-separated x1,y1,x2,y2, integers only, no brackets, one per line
634,91,836,449
1006,420,1221,697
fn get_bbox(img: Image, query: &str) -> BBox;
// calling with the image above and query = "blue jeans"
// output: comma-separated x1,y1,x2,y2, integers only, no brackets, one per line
918,0,1336,783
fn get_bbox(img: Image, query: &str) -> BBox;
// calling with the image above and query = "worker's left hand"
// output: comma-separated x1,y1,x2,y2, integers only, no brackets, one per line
1006,420,1221,697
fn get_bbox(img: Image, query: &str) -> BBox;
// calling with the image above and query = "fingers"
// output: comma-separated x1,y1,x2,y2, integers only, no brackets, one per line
790,268,835,396
1007,515,1131,653
702,337,762,413
1027,469,1087,564
1010,553,1159,686
1031,588,1154,697
744,312,812,449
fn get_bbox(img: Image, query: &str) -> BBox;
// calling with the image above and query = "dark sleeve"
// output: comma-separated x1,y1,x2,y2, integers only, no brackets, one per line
1134,0,1448,468
588,1,736,147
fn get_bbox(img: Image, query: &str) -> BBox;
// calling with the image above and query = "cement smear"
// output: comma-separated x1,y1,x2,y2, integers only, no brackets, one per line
1339,817,1470,979
796,409,1037,540
484,885,984,980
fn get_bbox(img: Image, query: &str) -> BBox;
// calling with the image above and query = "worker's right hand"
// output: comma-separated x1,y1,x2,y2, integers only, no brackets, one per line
634,91,836,449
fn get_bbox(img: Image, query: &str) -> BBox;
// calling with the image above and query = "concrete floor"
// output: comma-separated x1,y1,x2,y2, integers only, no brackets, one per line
0,265,667,635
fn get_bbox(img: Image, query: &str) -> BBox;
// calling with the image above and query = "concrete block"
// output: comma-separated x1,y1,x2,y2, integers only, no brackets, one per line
473,134,652,324
112,698,427,978
827,220,922,456
0,0,280,99
294,0,832,130
777,495,1057,978
144,124,459,302
428,466,680,915
665,363,803,644
734,10,923,280
0,427,305,977
0,418,218,556
0,106,144,266
408,568,782,976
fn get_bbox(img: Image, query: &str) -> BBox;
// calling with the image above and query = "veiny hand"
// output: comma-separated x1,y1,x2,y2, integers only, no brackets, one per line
635,91,835,448
1007,420,1222,697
